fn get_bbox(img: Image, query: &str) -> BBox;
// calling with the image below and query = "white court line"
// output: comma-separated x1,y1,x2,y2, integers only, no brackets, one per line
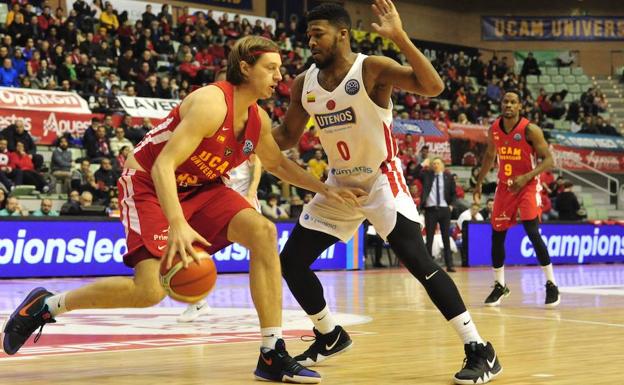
381,307,624,329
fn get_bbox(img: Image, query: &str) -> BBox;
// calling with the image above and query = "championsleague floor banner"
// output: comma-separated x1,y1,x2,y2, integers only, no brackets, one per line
467,222,624,266
0,219,364,278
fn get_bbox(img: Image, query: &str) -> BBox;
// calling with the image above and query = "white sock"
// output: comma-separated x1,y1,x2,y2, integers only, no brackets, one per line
449,311,485,345
261,327,282,350
541,264,556,285
493,267,505,287
309,305,337,334
44,293,68,317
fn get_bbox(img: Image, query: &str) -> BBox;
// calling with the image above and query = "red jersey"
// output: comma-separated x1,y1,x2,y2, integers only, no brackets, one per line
133,81,262,188
491,117,538,189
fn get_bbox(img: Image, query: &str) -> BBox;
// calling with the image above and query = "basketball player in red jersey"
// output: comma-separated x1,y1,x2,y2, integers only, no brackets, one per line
474,90,560,308
2,36,364,383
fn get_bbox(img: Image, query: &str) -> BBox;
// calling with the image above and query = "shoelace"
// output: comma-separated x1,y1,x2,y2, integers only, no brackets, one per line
461,347,484,371
11,309,56,344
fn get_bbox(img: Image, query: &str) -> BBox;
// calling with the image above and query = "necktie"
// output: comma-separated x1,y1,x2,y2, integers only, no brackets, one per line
436,174,441,207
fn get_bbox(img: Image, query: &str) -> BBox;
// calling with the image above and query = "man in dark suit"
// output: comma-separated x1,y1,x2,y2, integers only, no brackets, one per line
417,157,457,272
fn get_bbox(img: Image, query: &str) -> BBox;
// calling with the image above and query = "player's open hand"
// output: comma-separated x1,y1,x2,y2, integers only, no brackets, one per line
164,220,211,269
325,186,368,206
371,0,403,41
509,174,530,193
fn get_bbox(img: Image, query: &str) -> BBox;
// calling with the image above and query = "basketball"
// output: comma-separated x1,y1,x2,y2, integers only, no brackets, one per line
159,247,218,304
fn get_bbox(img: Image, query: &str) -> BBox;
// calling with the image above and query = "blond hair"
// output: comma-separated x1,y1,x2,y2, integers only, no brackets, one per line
226,36,279,85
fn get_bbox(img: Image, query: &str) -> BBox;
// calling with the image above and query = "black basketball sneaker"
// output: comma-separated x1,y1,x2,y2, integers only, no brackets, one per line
2,287,56,355
545,281,560,307
454,341,502,384
294,325,353,367
254,338,321,383
484,282,510,307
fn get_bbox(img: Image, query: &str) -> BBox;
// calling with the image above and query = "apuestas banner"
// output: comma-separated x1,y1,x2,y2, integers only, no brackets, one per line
0,219,364,278
0,87,90,114
482,16,624,41
392,119,451,163
467,222,624,266
117,96,180,119
447,122,489,143
551,131,624,152
0,109,96,145
552,144,624,174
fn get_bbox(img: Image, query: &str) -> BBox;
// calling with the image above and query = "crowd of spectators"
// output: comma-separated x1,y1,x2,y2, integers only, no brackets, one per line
0,0,594,222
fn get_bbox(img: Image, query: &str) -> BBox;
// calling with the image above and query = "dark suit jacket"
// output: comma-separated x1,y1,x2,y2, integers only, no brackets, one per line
415,164,456,209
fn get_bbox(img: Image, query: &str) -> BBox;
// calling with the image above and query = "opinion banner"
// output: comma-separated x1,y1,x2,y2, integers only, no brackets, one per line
482,16,624,41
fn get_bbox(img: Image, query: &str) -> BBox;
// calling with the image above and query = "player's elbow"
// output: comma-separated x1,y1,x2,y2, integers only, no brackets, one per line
424,78,445,97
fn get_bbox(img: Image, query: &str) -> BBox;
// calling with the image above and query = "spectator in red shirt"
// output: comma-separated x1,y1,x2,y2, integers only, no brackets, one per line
298,125,322,162
8,142,48,192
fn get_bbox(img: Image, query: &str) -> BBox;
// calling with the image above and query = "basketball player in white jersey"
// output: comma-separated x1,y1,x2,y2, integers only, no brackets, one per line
178,155,262,322
273,2,501,384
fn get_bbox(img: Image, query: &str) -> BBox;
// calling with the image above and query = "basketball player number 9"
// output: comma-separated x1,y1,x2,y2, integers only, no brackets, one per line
504,164,512,176
337,141,351,160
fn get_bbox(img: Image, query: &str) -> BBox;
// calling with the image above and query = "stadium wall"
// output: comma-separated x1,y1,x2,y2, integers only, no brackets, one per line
345,0,624,76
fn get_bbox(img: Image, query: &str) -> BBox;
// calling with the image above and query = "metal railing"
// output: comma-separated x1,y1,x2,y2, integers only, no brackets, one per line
555,157,620,210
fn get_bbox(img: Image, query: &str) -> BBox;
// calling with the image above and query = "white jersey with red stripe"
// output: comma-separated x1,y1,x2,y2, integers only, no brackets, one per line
298,53,421,241
302,53,404,192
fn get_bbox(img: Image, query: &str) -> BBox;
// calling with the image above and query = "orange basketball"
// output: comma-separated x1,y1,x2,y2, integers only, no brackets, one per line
159,247,217,303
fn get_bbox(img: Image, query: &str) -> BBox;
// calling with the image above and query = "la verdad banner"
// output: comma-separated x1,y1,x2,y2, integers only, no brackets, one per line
482,16,624,41
117,96,180,119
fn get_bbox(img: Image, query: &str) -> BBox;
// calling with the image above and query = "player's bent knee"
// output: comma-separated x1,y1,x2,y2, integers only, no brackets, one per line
249,218,278,249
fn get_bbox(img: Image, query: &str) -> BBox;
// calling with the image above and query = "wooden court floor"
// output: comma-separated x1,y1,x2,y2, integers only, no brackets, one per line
1,264,624,385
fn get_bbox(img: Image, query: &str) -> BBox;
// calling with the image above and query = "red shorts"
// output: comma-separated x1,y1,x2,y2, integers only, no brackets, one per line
117,169,252,268
491,184,541,231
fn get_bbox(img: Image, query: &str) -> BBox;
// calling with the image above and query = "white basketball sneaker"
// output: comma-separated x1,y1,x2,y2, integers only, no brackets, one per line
177,301,212,323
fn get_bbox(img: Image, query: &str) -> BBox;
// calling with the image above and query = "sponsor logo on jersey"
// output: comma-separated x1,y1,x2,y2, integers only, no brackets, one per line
330,166,374,176
498,146,522,161
306,90,316,103
302,213,337,230
345,79,360,95
187,150,231,182
224,147,233,157
243,139,254,154
326,99,336,110
314,107,356,130
513,133,522,141
217,135,226,143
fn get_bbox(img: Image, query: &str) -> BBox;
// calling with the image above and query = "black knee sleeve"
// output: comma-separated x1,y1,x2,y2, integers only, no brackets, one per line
387,214,467,320
280,223,339,315
492,230,507,268
522,218,551,266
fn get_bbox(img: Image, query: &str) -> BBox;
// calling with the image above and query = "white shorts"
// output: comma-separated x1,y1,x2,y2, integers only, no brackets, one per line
300,172,422,242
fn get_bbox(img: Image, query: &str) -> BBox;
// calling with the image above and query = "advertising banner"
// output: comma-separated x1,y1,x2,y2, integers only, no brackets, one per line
447,122,489,143
117,96,180,119
0,87,90,114
392,119,451,164
550,131,624,152
0,109,96,145
0,219,364,278
552,144,624,174
467,222,624,266
482,16,624,41
188,0,252,10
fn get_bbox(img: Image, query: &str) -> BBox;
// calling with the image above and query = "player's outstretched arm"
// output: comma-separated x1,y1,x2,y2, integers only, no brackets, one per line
474,128,497,203
257,109,367,205
272,73,310,150
366,0,444,96
509,124,554,193
152,87,225,268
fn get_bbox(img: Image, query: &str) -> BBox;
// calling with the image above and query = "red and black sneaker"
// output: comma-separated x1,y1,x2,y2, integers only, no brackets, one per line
2,287,56,355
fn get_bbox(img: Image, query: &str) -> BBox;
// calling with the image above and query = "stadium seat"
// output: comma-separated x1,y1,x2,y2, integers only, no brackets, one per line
586,207,597,220
546,67,559,76
539,75,551,84
554,120,569,130
572,67,584,76
526,75,538,84
576,75,589,84
564,75,577,84
597,208,609,220
555,84,567,92
569,84,581,93
559,67,571,76
551,75,563,84
581,193,594,207
11,185,36,197
544,84,556,93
